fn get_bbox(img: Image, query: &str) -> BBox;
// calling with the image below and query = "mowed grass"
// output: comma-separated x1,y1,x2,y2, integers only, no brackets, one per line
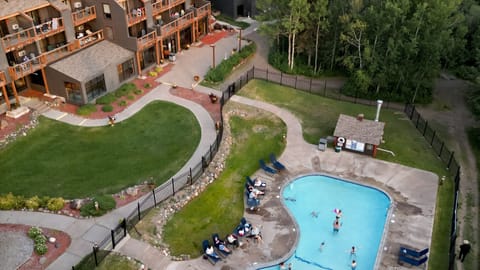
238,79,453,270
0,101,200,199
163,103,286,256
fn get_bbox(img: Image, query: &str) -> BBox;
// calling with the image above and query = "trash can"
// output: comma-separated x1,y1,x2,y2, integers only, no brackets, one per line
169,53,176,62
335,146,342,153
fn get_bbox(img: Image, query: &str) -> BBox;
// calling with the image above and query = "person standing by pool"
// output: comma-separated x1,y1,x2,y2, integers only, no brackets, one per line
333,217,341,233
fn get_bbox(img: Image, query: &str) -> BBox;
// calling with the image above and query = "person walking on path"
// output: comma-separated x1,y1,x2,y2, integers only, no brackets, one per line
458,239,471,262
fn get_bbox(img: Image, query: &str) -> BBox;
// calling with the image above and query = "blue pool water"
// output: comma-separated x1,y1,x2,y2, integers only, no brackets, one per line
260,175,391,270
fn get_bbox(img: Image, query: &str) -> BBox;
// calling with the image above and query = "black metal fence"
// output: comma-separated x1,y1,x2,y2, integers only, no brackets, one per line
404,103,460,270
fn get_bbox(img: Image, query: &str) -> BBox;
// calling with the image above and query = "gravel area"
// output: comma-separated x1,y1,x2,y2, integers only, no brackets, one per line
0,231,33,270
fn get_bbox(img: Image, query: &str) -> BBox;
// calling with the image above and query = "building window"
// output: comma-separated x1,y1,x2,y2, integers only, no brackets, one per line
117,59,135,82
85,75,106,102
65,82,82,104
103,4,112,19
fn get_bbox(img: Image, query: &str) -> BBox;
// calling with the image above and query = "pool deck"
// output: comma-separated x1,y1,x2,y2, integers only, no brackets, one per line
163,96,438,270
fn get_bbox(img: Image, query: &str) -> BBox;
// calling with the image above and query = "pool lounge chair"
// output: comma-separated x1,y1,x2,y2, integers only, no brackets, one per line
400,246,429,258
202,239,221,265
246,176,266,190
259,159,277,174
234,217,252,237
212,233,232,257
269,153,286,170
398,254,428,266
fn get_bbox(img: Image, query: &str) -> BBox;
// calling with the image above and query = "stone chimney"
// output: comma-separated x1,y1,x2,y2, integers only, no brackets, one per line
375,100,383,122
357,114,364,121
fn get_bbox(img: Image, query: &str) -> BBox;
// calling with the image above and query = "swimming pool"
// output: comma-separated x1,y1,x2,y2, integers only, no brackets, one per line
259,174,391,270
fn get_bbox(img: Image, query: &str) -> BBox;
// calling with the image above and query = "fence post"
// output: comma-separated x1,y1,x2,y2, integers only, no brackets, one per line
447,152,455,169
410,105,415,119
111,229,116,249
201,157,206,172
93,244,99,266
415,114,420,128
137,202,141,221
152,189,157,206
309,77,312,92
253,66,255,78
171,178,175,196
295,76,297,88
280,72,283,85
430,131,436,146
266,68,269,81
122,218,127,237
423,121,428,136
323,80,327,96
439,142,444,157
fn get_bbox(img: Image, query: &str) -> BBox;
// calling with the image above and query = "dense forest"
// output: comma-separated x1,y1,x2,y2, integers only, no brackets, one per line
255,0,480,105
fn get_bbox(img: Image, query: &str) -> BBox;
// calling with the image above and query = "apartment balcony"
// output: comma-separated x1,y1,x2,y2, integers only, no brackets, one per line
1,18,64,53
195,2,211,19
7,30,104,80
0,71,6,87
137,31,156,50
72,6,97,26
160,12,194,37
152,0,186,16
128,7,147,26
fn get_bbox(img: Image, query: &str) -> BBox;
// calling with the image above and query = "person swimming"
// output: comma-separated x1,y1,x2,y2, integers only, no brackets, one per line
311,211,319,218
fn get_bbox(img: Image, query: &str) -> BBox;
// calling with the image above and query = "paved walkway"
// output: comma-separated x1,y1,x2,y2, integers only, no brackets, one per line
1,18,439,270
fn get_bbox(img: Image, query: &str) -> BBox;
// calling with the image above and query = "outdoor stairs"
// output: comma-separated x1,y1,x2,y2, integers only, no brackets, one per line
24,98,51,114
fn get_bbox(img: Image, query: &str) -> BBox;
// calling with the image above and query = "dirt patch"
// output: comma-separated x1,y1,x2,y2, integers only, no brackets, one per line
0,224,71,270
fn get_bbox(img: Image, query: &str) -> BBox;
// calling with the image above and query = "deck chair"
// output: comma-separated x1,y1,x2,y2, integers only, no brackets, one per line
246,176,266,190
212,233,231,257
398,254,428,266
269,153,286,170
259,159,277,174
202,239,221,265
400,247,429,258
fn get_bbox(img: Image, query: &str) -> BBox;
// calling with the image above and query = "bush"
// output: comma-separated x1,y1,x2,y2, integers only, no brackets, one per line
25,196,41,210
35,234,47,245
148,71,158,77
134,89,144,95
144,83,152,88
115,83,136,97
102,104,113,112
39,196,51,208
155,66,163,73
34,243,48,255
28,226,43,239
80,195,116,217
96,93,117,105
126,94,135,100
0,193,20,210
47,197,64,212
77,104,97,116
118,100,127,107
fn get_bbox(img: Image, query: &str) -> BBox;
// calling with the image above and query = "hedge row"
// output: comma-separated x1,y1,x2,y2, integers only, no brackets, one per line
0,193,64,211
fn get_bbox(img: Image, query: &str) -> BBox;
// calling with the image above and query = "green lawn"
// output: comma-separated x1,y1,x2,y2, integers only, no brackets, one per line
162,102,286,256
237,79,453,270
0,101,200,199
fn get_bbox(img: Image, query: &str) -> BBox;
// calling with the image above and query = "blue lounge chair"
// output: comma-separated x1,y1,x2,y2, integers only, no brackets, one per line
202,239,221,265
270,153,286,170
398,254,428,266
400,247,429,258
212,233,231,257
246,176,266,189
259,159,277,174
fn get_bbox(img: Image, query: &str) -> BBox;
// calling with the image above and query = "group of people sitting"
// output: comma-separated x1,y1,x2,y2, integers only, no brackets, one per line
203,218,264,264
245,176,267,210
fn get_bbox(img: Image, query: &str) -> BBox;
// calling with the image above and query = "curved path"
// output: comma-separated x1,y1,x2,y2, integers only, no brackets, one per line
1,19,438,270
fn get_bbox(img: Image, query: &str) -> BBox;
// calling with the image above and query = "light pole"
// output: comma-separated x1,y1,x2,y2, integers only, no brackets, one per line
238,29,242,52
210,44,216,68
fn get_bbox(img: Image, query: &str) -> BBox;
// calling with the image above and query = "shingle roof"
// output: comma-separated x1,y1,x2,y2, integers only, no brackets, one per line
49,40,134,82
0,0,50,20
333,114,385,145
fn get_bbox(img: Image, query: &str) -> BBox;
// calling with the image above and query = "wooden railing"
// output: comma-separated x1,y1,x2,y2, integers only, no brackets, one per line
73,6,96,25
7,30,104,80
0,71,6,87
160,11,194,37
1,18,65,52
127,7,147,25
152,0,185,15
195,2,210,18
137,31,156,50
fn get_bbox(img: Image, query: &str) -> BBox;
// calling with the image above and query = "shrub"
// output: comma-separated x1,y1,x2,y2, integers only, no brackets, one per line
0,193,19,210
47,197,64,212
35,234,47,245
144,83,152,88
102,104,113,112
118,100,127,107
148,71,158,77
96,93,116,105
28,226,43,239
115,83,136,97
126,95,135,100
25,196,41,210
39,196,51,208
80,195,116,217
34,243,48,255
134,89,144,95
77,104,97,116
155,66,163,73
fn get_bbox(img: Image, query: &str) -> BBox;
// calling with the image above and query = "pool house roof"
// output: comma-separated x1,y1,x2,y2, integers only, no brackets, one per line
333,114,385,146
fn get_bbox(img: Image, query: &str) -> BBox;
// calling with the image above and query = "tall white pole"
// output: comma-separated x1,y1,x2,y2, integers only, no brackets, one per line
375,100,383,122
